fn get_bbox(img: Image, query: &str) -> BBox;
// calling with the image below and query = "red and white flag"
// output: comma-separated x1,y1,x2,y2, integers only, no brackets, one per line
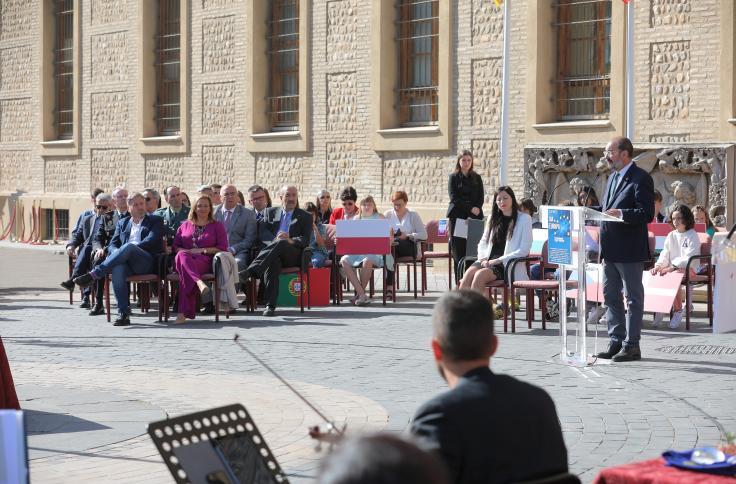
336,220,392,255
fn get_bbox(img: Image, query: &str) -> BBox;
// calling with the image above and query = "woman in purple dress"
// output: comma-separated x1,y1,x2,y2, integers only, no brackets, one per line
173,195,228,324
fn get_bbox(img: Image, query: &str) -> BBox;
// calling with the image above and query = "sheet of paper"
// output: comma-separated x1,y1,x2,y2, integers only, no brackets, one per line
453,218,467,239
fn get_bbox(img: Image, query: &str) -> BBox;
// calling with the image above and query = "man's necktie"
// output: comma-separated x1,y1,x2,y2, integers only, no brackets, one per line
256,211,263,222
224,210,232,230
606,172,619,207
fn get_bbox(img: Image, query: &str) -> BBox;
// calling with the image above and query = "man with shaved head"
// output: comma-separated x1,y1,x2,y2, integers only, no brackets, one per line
595,136,654,362
155,185,190,243
213,184,257,300
244,185,312,317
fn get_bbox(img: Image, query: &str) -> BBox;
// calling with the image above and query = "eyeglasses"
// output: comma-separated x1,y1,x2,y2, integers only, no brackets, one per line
95,205,108,210
249,195,266,203
223,192,238,197
342,201,355,207
320,195,331,199
603,149,620,156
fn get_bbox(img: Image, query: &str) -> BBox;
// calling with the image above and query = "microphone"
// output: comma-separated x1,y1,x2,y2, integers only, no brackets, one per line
543,171,581,205
581,171,603,209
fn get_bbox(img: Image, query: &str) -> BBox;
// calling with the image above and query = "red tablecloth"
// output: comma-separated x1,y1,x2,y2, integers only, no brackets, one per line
0,336,20,410
595,458,735,484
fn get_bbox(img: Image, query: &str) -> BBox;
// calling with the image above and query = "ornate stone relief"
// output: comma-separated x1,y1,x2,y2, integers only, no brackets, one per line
524,145,731,226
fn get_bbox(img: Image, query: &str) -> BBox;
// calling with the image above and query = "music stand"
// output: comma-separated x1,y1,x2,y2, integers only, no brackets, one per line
148,403,289,484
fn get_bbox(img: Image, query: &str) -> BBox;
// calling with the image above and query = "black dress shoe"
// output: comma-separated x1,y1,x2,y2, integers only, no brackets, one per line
263,307,276,317
201,302,215,314
612,346,642,362
113,313,130,326
89,305,105,316
596,341,623,359
60,280,75,291
73,273,95,288
79,299,91,309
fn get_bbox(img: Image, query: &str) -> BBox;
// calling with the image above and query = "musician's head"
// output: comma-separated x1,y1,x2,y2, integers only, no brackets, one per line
431,290,497,387
318,433,450,484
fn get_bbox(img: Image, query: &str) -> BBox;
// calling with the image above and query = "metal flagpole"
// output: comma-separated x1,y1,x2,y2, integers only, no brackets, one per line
625,1,634,138
499,0,510,185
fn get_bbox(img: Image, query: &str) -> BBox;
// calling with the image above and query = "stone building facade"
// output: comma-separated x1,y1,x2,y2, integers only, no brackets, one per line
0,0,733,241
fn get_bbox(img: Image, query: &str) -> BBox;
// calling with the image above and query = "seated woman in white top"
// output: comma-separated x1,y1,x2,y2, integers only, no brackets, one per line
650,204,700,329
459,186,532,293
383,190,427,288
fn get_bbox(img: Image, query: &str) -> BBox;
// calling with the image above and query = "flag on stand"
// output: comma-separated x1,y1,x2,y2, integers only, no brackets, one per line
494,0,502,7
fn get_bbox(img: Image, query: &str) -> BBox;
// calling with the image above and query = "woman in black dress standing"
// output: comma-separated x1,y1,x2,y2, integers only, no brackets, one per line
447,150,484,276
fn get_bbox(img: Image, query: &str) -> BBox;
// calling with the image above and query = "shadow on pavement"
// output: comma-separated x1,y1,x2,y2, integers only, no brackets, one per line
25,409,111,435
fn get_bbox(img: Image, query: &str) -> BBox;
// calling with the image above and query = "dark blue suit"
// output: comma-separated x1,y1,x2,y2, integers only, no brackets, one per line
92,214,164,315
68,212,104,298
597,162,654,348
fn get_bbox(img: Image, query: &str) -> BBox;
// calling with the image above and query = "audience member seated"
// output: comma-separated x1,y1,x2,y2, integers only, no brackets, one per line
318,433,450,484
693,204,715,238
247,184,270,223
519,197,541,229
172,195,229,324
410,290,569,484
214,184,257,295
650,204,700,329
110,186,130,222
209,184,222,206
330,186,360,224
304,202,330,268
197,185,215,200
459,186,531,293
142,187,161,215
61,193,112,311
155,185,190,243
73,193,164,327
383,190,427,290
653,189,666,223
180,191,191,207
339,196,385,306
71,188,104,236
245,185,313,317
316,189,333,224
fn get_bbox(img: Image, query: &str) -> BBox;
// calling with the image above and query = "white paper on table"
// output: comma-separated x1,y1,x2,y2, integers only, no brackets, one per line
453,218,468,239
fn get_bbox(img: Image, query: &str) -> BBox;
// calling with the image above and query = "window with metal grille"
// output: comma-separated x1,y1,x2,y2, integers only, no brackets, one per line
156,0,181,136
54,0,74,140
397,0,439,126
268,0,299,131
555,0,611,120
45,208,69,241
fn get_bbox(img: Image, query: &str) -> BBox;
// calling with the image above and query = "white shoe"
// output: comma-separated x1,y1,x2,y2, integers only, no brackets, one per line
668,310,683,329
354,295,371,306
652,313,665,327
587,305,607,325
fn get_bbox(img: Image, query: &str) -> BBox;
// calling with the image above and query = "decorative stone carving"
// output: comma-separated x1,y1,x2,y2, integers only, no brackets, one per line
0,45,33,92
203,16,236,73
91,92,129,140
45,160,77,193
203,0,235,8
0,98,32,143
145,158,184,189
524,145,731,227
327,0,358,63
0,0,31,41
327,72,357,132
202,82,236,135
651,0,690,27
471,139,500,202
202,145,236,185
91,149,128,189
383,153,449,204
650,41,690,120
91,31,130,83
472,0,503,46
0,150,30,191
92,0,126,25
650,133,689,143
472,58,502,128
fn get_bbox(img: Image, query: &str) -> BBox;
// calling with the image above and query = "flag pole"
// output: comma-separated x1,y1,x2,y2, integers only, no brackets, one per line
499,0,510,185
625,1,634,139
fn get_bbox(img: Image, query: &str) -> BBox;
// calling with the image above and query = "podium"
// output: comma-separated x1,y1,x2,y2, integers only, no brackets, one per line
539,206,623,366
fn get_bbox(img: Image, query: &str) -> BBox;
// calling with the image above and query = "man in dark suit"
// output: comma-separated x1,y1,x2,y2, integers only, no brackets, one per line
595,137,654,362
214,184,257,277
60,193,112,310
155,185,190,243
410,290,569,484
74,193,164,326
245,185,312,317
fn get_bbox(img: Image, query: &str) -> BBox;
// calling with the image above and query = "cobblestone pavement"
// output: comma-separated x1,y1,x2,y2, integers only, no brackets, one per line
1,244,735,483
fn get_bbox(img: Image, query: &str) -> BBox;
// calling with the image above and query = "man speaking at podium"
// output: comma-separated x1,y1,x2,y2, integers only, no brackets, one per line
596,136,654,362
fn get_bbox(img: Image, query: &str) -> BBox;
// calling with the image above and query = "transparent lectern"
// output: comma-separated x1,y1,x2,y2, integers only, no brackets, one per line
539,206,623,366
